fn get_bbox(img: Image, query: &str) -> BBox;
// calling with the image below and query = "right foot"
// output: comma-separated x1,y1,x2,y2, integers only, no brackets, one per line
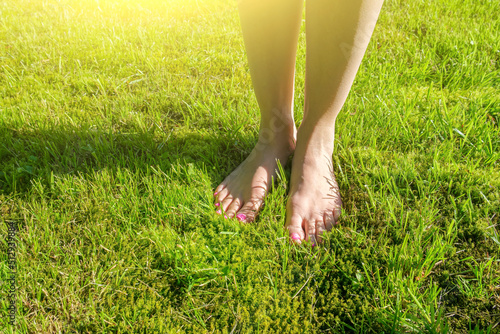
214,123,296,222
285,124,342,245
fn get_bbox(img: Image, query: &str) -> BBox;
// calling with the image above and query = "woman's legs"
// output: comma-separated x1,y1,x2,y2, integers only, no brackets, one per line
216,0,384,239
214,0,303,221
286,0,384,244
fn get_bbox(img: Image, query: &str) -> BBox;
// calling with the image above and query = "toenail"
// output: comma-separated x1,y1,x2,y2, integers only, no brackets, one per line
236,214,246,222
290,233,301,241
214,191,219,196
215,202,220,207
216,209,221,214
224,215,228,219
311,243,316,248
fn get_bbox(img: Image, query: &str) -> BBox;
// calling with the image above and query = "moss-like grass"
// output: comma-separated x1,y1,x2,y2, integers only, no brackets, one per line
1,0,499,332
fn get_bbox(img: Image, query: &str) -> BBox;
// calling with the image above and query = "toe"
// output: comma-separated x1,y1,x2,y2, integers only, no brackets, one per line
323,211,336,230
316,218,327,243
214,196,231,215
235,198,263,222
225,198,243,219
216,187,230,204
235,213,247,222
333,205,342,223
305,216,321,247
306,219,317,247
286,214,305,243
214,181,228,195
220,196,234,213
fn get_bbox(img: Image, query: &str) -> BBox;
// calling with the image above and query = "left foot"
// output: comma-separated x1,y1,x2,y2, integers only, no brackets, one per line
285,124,342,245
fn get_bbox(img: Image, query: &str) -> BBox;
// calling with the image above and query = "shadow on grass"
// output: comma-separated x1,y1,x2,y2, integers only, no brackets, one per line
0,124,255,195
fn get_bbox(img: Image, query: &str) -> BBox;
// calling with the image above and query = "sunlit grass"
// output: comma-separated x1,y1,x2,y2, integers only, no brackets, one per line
1,0,499,332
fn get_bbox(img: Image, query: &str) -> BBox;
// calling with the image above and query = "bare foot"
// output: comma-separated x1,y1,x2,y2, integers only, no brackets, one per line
285,125,342,245
214,125,296,222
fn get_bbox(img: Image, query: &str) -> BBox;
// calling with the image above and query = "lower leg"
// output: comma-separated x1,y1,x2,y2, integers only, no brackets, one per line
238,0,303,140
214,0,303,221
286,0,384,244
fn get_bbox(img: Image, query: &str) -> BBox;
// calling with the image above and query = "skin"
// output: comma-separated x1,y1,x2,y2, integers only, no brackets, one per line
214,0,384,244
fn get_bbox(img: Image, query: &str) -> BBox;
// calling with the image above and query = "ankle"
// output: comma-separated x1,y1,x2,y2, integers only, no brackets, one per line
296,122,335,155
258,118,297,151
256,129,296,154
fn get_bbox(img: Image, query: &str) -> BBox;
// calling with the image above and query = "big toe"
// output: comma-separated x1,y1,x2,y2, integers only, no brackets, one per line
286,214,305,244
234,198,263,222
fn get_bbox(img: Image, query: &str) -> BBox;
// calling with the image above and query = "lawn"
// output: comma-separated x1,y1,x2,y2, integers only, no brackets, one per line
0,0,499,332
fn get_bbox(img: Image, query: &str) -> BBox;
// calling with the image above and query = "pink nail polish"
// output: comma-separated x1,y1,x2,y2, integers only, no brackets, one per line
224,215,228,219
215,202,220,207
216,209,221,214
214,191,219,196
290,233,301,241
236,214,246,222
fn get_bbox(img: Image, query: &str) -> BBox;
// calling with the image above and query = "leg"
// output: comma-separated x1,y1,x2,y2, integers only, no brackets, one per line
286,0,384,244
214,0,303,221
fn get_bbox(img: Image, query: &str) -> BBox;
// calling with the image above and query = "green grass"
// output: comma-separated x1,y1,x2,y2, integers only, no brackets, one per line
1,0,499,332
